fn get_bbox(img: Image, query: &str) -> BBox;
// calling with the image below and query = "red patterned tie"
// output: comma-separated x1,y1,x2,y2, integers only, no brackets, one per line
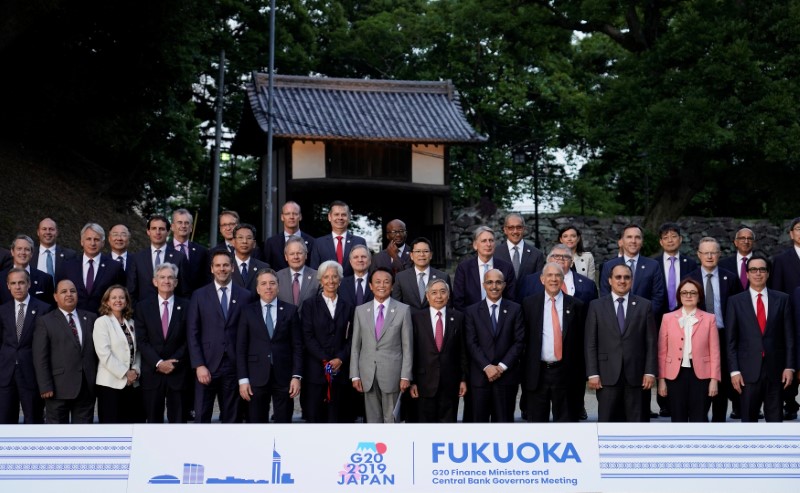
435,311,444,352
756,293,766,335
335,236,344,264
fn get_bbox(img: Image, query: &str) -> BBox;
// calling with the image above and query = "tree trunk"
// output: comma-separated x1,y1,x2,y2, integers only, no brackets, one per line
643,174,702,231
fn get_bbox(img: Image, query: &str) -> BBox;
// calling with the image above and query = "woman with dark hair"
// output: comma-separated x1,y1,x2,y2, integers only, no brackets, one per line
94,285,143,423
657,278,721,422
558,226,595,281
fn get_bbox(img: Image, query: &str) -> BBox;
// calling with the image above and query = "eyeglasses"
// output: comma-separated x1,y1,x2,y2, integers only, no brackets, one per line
612,275,632,280
220,222,237,228
549,254,572,261
698,251,720,257
504,225,524,231
660,234,680,240
735,236,754,242
747,267,768,273
679,291,699,296
483,280,505,286
387,230,406,235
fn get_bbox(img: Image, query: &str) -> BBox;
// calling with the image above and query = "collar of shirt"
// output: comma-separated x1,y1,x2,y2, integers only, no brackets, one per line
16,295,31,311
702,266,719,277
39,245,55,255
173,239,188,249
235,255,250,265
83,253,100,265
158,294,175,306
150,245,166,256
414,266,431,277
373,298,391,311
623,254,640,264
563,270,575,292
331,232,346,241
485,298,502,311
546,291,564,303
737,253,750,264
115,252,127,261
613,293,630,307
429,306,446,320
663,252,680,262
506,239,523,254
214,281,232,292
477,257,494,269
290,267,304,277
284,230,302,240
749,287,767,299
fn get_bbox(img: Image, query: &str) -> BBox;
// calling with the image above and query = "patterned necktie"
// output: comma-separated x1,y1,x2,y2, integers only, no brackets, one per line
551,296,562,360
667,256,677,310
705,273,715,314
740,257,748,289
418,272,426,302
375,304,385,340
265,303,274,338
756,293,766,334
335,236,344,264
179,243,188,260
490,303,498,334
220,286,229,320
435,311,444,352
616,297,625,333
86,258,95,294
16,302,25,341
356,278,364,305
116,255,125,269
292,272,300,305
67,312,80,345
512,246,521,277
154,249,162,270
161,300,170,338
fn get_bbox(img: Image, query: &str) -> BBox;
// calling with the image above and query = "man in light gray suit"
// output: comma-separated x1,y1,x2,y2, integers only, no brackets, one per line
276,236,317,312
350,267,413,423
392,237,451,310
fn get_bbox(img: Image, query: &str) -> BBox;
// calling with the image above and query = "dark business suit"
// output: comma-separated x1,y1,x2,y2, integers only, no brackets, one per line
34,244,77,277
653,253,698,312
276,267,318,313
134,295,189,423
585,294,657,422
301,294,354,423
173,241,211,293
464,299,524,422
0,268,54,306
263,232,316,271
600,256,666,317
770,248,800,295
392,268,451,311
0,297,52,423
452,256,517,311
32,308,98,423
309,232,367,278
338,275,373,307
187,282,253,423
726,288,795,422
127,246,189,302
688,266,742,421
411,308,466,422
237,299,302,423
518,271,598,307
522,293,586,422
231,257,270,294
0,248,11,271
56,254,126,313
720,254,750,290
372,246,413,274
494,240,544,296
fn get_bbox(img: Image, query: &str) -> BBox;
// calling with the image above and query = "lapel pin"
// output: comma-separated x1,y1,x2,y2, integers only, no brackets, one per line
101,263,106,268
503,309,507,314
450,317,454,321
566,310,570,314
347,240,351,244
279,306,284,311
232,299,237,304
723,276,728,280
32,310,36,315
526,249,531,253
177,306,182,310
390,309,395,313
632,301,637,306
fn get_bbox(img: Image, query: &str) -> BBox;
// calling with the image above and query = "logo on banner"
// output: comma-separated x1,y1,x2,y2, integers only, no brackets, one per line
148,440,295,485
337,441,395,485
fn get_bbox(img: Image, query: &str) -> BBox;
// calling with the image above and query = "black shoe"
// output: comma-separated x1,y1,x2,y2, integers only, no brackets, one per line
729,412,740,420
659,408,671,418
649,411,659,418
521,411,528,421
580,407,588,420
784,412,797,420
758,411,765,419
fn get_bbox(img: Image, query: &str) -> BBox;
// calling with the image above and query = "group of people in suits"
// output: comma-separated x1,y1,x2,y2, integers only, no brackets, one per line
2,205,800,426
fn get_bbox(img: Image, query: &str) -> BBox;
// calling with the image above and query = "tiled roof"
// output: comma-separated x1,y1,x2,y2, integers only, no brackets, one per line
243,73,487,144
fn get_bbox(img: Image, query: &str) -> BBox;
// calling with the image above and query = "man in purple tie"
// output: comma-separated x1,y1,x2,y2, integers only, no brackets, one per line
719,227,757,291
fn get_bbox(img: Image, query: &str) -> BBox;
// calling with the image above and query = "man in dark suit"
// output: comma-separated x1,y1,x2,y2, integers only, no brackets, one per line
134,262,189,423
518,244,598,306
276,236,317,312
170,209,211,293
108,224,131,271
262,201,315,271
410,279,466,422
338,245,374,307
522,262,586,422
56,223,125,313
727,255,795,422
719,227,757,291
32,280,98,424
309,200,367,277
372,219,413,274
0,247,11,271
34,217,77,281
654,222,698,314
453,226,517,311
464,269,524,422
586,263,657,422
600,224,666,317
392,237,451,311
237,269,302,423
127,215,189,302
230,224,270,294
0,235,54,305
187,250,254,423
0,269,52,423
494,213,544,297
688,237,743,421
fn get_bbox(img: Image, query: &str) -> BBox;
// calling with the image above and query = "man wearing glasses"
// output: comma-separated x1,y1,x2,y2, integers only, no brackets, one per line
518,244,598,306
392,237,451,311
720,227,757,290
726,254,795,422
372,219,413,274
494,213,543,295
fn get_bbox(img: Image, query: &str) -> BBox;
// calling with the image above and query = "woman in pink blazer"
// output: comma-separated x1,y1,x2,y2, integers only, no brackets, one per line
658,278,721,422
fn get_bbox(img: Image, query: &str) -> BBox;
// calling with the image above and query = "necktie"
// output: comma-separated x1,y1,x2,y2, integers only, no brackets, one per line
16,303,25,341
561,281,568,294
375,303,385,340
616,297,625,333
154,249,162,270
292,272,301,305
220,286,229,320
356,278,364,305
667,256,677,310
116,255,125,269
161,300,170,338
627,259,636,285
335,236,344,264
67,312,80,345
179,243,188,260
756,293,766,334
435,311,444,351
740,257,748,289
512,246,521,277
418,272,426,302
240,262,248,283
551,296,562,360
705,273,715,314
481,263,489,299
265,303,274,338
45,249,55,279
86,258,95,294
490,303,498,334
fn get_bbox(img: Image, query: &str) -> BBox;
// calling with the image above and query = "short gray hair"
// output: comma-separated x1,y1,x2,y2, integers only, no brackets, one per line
154,262,179,279
10,234,34,251
473,225,494,242
284,235,308,255
426,278,450,294
81,223,106,241
317,260,343,281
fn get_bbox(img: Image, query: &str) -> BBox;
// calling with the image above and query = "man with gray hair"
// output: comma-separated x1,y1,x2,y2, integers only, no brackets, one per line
338,244,374,307
171,209,210,293
56,223,125,313
277,236,317,312
0,235,54,305
518,244,598,306
453,226,516,311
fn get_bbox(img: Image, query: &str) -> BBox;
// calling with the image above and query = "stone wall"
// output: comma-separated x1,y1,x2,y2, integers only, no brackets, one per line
451,208,795,265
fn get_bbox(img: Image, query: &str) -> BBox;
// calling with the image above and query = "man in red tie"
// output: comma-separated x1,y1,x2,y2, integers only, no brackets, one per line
309,200,367,278
727,254,795,422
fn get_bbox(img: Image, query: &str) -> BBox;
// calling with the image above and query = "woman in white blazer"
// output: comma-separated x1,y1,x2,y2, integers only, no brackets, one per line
94,285,142,423
559,226,596,282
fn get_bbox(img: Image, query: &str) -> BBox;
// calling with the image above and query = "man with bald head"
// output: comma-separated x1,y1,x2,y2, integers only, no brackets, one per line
373,219,413,274
34,218,77,281
720,227,757,291
263,201,315,271
494,213,543,293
